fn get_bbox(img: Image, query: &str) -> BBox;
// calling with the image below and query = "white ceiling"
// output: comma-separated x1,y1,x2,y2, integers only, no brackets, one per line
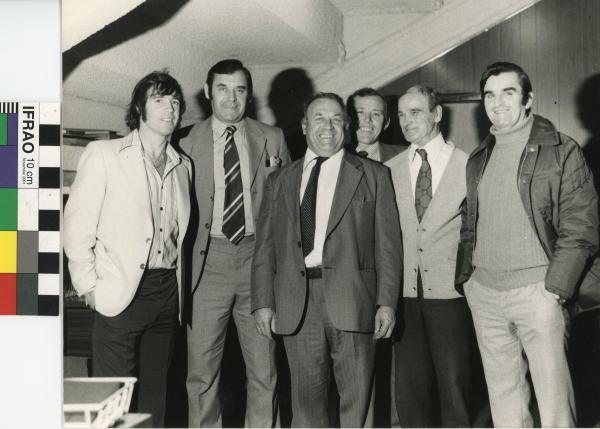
329,0,443,15
62,0,539,134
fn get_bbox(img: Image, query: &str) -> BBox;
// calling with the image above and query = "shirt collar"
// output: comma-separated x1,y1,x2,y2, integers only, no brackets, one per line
134,129,181,165
408,132,444,162
356,141,380,156
303,147,344,171
211,115,246,138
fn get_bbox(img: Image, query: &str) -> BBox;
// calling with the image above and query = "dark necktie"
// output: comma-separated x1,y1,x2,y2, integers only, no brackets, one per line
300,156,327,257
222,125,245,244
414,149,432,223
357,150,369,158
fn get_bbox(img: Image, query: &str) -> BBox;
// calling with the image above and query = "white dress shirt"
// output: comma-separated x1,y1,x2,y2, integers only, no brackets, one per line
300,148,344,267
408,133,454,199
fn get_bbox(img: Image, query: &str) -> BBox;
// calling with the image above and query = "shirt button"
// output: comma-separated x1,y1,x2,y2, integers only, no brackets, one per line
300,270,305,277
139,263,145,270
424,269,429,272
297,241,302,248
418,248,423,252
205,223,210,229
158,250,162,254
200,250,206,256
160,207,164,211
160,228,163,232
413,268,417,272
210,196,214,202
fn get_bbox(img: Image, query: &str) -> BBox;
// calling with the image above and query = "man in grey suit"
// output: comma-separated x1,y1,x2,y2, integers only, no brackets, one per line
347,87,404,163
178,59,290,428
386,85,475,427
252,92,402,427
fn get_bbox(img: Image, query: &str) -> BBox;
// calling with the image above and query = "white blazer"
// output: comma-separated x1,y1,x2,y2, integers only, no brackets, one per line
64,130,191,317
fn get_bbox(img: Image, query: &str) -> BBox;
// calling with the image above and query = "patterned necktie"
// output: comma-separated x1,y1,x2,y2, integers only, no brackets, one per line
300,156,327,257
222,125,245,244
414,149,432,223
357,150,368,158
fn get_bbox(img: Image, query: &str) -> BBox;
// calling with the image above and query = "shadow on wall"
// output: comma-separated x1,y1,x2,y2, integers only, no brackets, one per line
577,73,600,198
63,0,190,80
268,68,315,161
573,72,600,428
473,103,491,144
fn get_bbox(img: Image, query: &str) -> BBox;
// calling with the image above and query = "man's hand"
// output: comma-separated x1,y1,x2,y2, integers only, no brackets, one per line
374,305,395,339
84,291,96,310
254,307,276,340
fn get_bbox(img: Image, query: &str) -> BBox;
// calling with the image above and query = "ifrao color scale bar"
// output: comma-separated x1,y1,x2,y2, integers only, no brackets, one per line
0,102,60,316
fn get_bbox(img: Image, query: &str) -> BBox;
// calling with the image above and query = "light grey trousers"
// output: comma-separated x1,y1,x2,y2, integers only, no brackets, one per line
465,278,575,428
187,236,278,428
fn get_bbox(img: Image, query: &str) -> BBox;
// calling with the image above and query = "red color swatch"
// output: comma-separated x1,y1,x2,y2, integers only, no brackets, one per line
0,274,17,314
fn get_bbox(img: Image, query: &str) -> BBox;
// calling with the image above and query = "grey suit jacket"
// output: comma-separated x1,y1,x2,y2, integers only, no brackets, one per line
178,116,290,294
251,150,402,334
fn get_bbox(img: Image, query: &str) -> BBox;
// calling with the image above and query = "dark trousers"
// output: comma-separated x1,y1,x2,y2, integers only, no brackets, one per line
394,297,473,427
92,268,178,428
283,277,376,428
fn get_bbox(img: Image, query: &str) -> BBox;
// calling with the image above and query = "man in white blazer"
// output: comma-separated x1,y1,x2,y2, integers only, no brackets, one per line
386,85,476,427
64,71,191,427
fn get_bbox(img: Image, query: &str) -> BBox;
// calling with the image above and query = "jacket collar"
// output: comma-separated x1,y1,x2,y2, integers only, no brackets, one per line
473,114,560,158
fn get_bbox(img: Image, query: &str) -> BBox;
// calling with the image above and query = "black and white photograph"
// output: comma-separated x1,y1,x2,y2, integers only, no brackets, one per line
4,0,600,427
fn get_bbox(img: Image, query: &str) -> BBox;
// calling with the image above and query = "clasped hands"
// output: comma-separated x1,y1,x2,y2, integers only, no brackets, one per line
253,305,395,340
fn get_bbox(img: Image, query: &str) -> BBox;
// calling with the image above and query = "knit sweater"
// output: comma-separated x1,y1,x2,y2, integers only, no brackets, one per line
472,114,549,289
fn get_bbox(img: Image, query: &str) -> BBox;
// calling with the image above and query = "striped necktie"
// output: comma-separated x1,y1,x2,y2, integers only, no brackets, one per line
222,125,245,244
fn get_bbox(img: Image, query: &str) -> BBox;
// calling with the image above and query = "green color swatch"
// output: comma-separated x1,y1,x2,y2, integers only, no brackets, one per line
0,114,7,146
0,188,17,230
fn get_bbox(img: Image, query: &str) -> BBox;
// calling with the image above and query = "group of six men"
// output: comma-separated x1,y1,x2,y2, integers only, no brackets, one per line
64,58,598,428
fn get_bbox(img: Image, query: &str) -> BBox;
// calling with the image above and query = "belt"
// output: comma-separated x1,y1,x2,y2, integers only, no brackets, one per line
306,267,323,279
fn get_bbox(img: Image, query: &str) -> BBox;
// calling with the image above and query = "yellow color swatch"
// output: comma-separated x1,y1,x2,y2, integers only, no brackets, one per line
0,231,17,273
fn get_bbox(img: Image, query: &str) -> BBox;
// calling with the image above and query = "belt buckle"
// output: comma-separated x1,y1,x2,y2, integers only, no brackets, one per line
307,267,322,279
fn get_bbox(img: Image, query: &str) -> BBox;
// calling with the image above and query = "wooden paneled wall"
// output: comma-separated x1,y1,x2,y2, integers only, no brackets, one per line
380,0,600,153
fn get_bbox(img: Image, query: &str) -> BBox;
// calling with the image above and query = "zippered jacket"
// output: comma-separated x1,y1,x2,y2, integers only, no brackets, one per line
455,114,599,303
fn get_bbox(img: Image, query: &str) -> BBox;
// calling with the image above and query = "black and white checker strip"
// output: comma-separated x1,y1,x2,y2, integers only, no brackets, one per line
37,104,60,315
0,102,18,113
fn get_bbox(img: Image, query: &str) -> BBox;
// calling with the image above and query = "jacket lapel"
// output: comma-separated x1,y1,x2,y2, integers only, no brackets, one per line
174,157,191,246
326,152,364,237
283,160,304,239
246,119,266,189
189,119,215,201
117,132,152,217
